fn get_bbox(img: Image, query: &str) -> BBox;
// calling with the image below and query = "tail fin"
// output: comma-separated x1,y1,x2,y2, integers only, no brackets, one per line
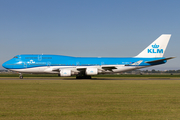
135,34,171,58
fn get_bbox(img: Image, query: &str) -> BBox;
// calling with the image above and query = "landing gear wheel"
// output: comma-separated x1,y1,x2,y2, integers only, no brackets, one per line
19,73,23,79
76,75,91,79
76,76,82,79
85,75,91,79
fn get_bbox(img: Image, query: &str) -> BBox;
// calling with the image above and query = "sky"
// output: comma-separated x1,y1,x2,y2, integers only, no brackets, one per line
0,0,180,70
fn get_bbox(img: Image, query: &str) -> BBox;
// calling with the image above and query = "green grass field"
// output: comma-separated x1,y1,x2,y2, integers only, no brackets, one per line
0,73,180,77
0,78,180,120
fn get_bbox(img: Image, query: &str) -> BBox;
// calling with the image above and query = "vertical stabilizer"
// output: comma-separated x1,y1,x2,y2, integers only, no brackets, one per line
135,34,171,58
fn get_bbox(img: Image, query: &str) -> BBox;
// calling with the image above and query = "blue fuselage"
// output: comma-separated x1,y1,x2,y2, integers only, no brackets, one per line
2,54,167,69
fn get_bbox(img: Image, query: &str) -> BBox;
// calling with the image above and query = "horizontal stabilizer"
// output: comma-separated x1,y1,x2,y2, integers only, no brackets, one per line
145,57,175,63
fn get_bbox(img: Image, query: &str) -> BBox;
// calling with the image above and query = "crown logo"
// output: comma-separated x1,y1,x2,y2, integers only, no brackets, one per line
152,44,159,48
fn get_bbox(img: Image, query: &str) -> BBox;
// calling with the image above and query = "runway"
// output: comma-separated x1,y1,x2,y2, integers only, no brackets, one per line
0,77,179,80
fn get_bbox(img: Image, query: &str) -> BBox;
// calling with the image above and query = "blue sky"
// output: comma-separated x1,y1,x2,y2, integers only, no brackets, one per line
0,0,180,70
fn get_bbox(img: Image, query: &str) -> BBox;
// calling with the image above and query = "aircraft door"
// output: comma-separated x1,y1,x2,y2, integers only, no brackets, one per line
24,62,27,68
47,62,51,67
38,55,42,61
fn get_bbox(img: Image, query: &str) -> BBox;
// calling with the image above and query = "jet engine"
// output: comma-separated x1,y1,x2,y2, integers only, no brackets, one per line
60,69,71,76
85,68,98,75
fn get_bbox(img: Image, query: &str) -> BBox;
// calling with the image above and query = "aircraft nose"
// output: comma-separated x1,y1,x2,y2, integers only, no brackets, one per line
2,61,8,69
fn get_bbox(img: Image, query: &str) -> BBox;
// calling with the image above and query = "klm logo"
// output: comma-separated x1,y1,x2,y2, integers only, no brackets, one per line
27,60,35,64
148,44,163,53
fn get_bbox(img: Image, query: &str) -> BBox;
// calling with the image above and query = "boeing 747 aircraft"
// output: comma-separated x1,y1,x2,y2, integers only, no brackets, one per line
2,34,174,79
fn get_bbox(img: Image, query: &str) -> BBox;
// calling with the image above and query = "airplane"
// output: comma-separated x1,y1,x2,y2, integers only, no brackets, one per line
2,34,174,79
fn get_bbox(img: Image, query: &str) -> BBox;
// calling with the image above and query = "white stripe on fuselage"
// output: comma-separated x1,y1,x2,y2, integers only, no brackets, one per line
9,65,148,74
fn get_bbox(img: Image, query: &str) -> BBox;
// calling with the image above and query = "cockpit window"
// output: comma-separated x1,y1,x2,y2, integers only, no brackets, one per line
13,56,18,58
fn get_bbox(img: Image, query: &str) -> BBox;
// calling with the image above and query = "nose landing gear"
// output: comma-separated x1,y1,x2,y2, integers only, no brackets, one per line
19,73,23,79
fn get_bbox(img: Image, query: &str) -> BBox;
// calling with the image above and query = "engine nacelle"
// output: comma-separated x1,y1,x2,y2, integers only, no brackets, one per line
86,68,98,75
60,69,71,77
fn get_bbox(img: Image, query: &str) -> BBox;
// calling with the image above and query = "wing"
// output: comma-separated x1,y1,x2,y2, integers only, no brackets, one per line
145,57,175,63
77,66,118,72
52,67,79,72
101,66,117,71
52,66,118,73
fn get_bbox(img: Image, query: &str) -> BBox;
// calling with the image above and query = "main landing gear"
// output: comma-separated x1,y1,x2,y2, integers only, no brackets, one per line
19,73,23,79
76,75,91,79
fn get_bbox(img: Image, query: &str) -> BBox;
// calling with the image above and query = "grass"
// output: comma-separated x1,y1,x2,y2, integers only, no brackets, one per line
0,73,180,77
0,78,180,120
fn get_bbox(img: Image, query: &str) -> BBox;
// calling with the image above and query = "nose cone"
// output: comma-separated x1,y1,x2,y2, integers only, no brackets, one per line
2,62,7,69
2,61,12,69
